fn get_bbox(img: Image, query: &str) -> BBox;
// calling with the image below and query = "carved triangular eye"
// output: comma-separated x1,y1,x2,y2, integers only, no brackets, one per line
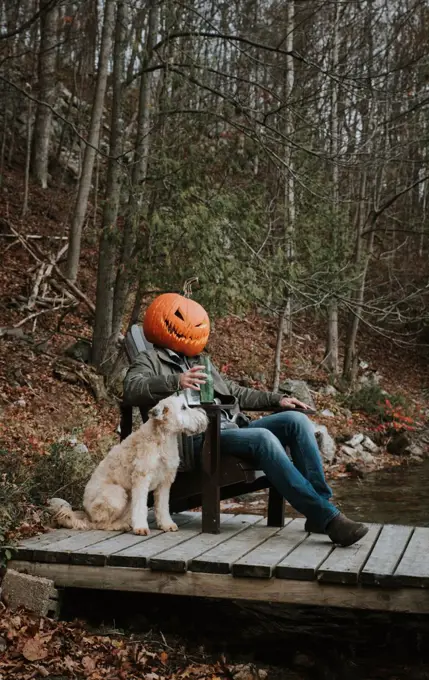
174,309,185,320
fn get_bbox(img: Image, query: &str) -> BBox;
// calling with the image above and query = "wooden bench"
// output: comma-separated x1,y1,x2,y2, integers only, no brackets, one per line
120,324,285,533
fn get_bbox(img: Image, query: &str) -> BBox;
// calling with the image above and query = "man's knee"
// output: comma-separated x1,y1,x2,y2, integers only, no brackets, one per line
250,428,283,458
276,410,312,431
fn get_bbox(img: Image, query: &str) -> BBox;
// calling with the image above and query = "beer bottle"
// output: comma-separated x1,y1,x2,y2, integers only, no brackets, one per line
200,355,214,403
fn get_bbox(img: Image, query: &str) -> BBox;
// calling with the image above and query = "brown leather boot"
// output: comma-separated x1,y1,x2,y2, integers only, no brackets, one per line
326,513,368,547
304,519,325,534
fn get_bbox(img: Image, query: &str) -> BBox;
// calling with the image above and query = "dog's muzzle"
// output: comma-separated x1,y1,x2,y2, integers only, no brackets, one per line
184,408,209,435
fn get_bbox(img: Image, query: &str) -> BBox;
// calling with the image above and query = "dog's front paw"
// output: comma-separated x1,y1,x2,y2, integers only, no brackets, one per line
159,522,178,533
133,526,150,536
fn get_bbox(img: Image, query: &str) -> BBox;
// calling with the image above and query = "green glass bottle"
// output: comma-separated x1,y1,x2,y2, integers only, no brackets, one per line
200,355,214,403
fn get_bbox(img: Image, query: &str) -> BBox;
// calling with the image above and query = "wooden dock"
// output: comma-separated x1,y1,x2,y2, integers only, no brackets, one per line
7,513,429,615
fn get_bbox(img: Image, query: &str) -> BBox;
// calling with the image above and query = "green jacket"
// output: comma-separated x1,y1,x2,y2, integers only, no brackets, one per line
123,346,288,412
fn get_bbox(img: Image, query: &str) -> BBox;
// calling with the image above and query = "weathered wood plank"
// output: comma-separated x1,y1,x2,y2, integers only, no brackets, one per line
72,514,193,566
394,527,429,587
10,560,429,614
317,524,381,584
14,529,81,560
232,518,301,578
191,518,280,574
360,525,414,586
110,515,204,568
150,514,261,573
276,532,334,581
32,530,121,563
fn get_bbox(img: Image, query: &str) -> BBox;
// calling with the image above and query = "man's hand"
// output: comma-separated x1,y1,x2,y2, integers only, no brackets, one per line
280,396,312,410
179,365,207,391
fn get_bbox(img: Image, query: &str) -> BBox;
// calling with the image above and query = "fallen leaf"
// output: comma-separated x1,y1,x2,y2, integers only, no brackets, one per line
160,651,169,665
82,655,97,673
64,654,76,671
22,637,48,662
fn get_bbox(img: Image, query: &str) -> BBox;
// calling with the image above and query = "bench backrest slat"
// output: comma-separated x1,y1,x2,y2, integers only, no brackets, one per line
124,324,153,363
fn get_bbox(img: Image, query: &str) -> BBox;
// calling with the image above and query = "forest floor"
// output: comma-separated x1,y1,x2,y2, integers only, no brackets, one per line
1,167,429,680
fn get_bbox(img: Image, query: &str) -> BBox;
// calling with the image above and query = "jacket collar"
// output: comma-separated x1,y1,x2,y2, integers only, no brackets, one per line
154,345,201,367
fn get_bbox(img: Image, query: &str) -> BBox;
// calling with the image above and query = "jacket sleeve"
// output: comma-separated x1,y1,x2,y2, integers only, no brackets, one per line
123,353,180,408
221,373,291,410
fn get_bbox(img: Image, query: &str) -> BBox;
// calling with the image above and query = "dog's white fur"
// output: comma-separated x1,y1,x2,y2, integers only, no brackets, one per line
48,394,208,535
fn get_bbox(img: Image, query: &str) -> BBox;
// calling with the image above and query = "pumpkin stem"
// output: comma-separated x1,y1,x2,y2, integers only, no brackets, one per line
183,277,199,298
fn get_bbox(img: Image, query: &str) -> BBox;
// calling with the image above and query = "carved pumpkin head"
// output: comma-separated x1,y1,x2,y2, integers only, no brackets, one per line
143,293,210,356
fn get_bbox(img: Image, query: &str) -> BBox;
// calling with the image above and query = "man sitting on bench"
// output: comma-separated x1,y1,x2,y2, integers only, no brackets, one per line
123,294,368,548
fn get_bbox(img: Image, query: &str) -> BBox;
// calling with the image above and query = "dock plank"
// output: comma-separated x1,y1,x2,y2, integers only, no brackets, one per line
394,527,429,587
110,515,206,568
276,532,334,581
33,530,121,563
191,518,279,574
360,525,414,586
72,513,194,566
14,529,81,560
150,514,261,572
232,518,302,578
317,524,381,584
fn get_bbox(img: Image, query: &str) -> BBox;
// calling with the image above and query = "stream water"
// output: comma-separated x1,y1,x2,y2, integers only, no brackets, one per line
330,460,429,526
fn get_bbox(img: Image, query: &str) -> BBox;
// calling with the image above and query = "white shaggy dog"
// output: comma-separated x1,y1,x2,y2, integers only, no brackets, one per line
49,393,208,535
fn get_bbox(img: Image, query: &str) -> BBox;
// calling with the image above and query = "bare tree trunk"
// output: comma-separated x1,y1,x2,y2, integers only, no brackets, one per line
273,0,294,387
283,0,295,338
22,89,34,217
273,302,289,392
31,0,58,188
92,0,128,370
324,1,340,374
65,0,115,282
343,168,369,380
110,0,158,341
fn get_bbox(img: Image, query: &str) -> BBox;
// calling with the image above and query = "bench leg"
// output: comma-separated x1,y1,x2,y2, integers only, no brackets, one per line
201,409,221,533
267,486,285,527
120,405,133,442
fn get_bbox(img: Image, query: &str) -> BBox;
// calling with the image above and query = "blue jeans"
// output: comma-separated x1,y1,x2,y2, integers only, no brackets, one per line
219,411,340,531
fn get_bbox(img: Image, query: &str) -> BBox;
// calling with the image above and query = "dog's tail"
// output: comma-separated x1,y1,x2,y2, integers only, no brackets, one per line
47,498,93,530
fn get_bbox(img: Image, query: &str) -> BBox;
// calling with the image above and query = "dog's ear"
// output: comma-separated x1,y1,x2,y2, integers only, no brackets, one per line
149,405,161,419
162,405,169,416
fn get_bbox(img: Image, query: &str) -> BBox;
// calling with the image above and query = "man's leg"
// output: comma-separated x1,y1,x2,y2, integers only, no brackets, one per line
219,426,368,546
220,427,338,531
248,411,332,500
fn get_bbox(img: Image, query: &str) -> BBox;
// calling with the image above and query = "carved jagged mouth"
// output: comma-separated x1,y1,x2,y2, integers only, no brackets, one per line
164,317,187,339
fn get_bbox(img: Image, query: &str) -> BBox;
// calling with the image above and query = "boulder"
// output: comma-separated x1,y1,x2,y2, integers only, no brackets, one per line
359,450,376,465
361,436,380,454
405,443,424,458
345,433,365,447
279,380,316,410
339,444,359,461
64,339,92,363
320,409,335,417
387,432,412,456
345,461,367,479
312,423,336,463
318,384,338,397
